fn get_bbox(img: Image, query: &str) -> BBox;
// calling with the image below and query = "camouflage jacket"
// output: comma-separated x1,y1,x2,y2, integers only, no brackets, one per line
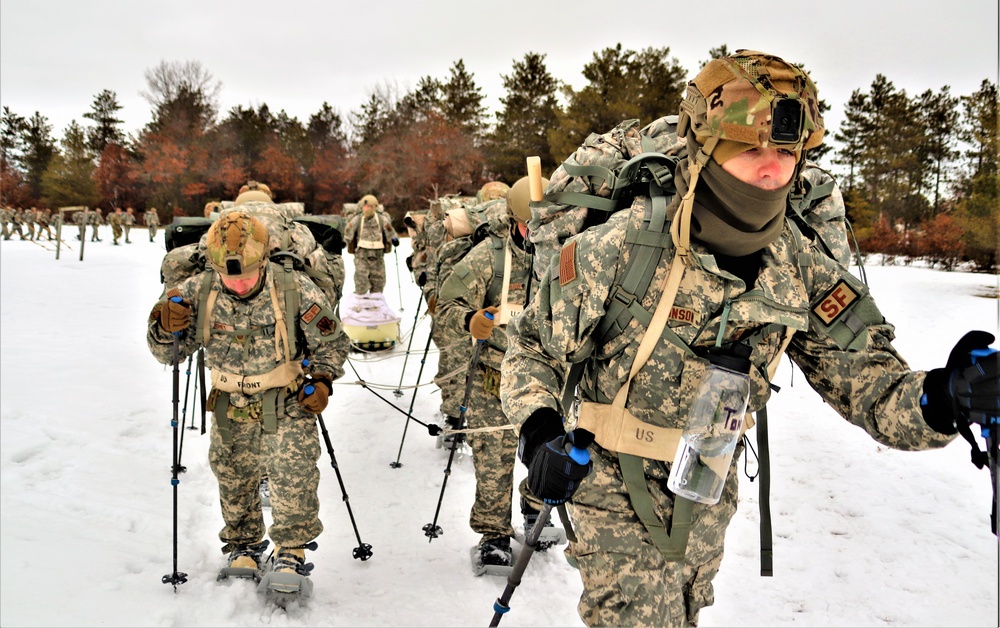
437,229,531,371
345,211,397,253
145,210,160,227
147,262,350,402
501,199,954,458
122,212,135,226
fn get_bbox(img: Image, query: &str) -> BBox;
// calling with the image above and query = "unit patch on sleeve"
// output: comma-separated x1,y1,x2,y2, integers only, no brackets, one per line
316,316,336,336
559,240,578,287
813,280,859,326
301,303,322,324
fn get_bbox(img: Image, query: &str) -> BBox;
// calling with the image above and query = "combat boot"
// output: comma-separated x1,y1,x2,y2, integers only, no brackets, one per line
257,542,316,602
217,539,269,581
473,536,513,576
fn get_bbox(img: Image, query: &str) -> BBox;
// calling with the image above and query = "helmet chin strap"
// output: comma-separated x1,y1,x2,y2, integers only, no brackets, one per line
671,134,719,259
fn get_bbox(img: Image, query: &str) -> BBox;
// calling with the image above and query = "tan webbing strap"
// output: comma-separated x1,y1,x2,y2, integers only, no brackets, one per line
261,388,279,434
210,361,303,394
620,453,693,560
268,278,291,363
498,239,519,325
200,285,219,346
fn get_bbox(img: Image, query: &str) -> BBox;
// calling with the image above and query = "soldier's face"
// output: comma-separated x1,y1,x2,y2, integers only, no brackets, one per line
221,268,261,296
721,147,796,190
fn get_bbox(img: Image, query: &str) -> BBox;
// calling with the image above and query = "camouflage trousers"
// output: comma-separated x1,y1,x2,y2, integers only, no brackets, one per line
123,226,131,242
353,248,387,294
90,225,100,241
208,405,323,551
149,225,157,241
431,323,471,419
565,443,742,627
112,224,123,244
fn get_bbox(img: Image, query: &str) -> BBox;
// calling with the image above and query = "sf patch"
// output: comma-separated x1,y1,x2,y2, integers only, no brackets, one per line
302,303,322,324
814,280,858,326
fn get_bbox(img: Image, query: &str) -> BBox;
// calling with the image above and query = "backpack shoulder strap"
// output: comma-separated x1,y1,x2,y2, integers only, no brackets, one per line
484,233,507,306
195,270,218,346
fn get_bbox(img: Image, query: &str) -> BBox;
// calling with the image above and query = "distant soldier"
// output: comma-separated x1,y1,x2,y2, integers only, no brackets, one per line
88,208,103,242
37,208,53,240
73,209,86,241
123,207,135,243
109,207,125,245
145,208,160,242
24,208,37,240
0,207,11,240
10,208,26,240
343,194,398,294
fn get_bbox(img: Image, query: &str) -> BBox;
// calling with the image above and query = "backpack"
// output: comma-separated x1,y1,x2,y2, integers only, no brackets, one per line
159,203,345,312
533,114,860,576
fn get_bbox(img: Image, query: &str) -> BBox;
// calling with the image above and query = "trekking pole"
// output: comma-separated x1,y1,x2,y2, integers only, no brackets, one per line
393,298,424,398
197,348,207,434
346,357,443,435
391,321,435,468
489,430,593,626
302,360,373,561
394,248,404,312
161,328,188,590
180,354,196,432
423,313,491,540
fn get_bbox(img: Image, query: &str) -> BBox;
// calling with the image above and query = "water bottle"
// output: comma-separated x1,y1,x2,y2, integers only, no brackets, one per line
667,343,753,505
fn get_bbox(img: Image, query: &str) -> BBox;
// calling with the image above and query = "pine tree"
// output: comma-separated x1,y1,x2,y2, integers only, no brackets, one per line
485,52,561,183
41,121,98,208
21,112,57,204
440,60,487,143
82,90,126,155
917,86,960,211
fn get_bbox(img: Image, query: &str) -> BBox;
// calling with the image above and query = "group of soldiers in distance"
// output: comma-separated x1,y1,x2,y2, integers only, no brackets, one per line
0,205,162,245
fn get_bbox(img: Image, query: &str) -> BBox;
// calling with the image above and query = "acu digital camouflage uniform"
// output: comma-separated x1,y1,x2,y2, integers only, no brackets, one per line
147,261,351,552
36,208,53,240
9,208,27,240
23,208,36,240
72,210,86,240
108,209,124,245
122,208,135,243
88,209,103,242
145,208,160,242
500,51,958,627
0,207,11,240
436,205,538,544
344,206,397,294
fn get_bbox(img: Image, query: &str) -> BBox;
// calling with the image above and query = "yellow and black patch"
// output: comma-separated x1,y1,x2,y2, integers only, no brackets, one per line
813,280,859,326
302,303,322,324
559,241,578,287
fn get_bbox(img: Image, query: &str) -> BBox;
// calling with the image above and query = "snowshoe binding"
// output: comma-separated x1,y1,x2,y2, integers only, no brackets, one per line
217,540,270,582
472,536,513,577
257,542,317,607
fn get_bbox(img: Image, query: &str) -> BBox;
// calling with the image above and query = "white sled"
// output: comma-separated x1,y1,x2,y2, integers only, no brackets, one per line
340,293,401,351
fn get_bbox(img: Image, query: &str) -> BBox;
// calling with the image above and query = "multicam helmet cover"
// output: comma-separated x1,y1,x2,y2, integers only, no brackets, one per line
205,211,269,278
680,49,825,153
477,181,509,204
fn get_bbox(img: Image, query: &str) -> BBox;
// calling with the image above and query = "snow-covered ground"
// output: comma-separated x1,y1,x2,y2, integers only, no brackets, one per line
1,228,997,627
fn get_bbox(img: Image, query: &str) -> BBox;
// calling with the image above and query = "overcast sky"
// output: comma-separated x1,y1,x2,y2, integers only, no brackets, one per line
2,0,997,164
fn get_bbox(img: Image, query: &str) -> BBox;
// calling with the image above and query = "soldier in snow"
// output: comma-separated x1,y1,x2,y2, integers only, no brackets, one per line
343,194,398,295
146,210,350,591
500,50,999,627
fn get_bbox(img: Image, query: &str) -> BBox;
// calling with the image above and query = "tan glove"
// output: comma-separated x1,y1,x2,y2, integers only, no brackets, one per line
298,373,333,414
427,295,438,315
469,306,499,341
159,289,192,333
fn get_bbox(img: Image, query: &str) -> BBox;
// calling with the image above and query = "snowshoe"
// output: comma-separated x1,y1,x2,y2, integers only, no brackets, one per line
259,476,271,509
522,503,566,552
217,540,270,582
257,542,316,606
436,416,469,455
472,537,514,577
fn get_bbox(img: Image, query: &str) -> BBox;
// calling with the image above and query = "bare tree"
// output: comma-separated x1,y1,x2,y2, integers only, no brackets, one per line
141,60,222,115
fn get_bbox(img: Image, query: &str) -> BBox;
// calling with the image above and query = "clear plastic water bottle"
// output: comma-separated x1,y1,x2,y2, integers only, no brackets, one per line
667,343,753,505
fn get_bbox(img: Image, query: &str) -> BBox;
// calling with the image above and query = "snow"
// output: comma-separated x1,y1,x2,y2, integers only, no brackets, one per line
1,229,997,627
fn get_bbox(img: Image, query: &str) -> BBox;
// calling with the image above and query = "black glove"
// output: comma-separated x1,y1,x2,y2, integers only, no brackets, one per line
922,331,999,434
527,429,594,505
405,255,413,271
416,272,427,287
391,237,400,247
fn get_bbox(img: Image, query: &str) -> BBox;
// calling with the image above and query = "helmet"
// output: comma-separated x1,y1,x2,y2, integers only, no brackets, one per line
477,181,509,204
234,180,273,205
360,194,379,207
677,50,824,164
506,176,548,224
204,201,221,218
205,211,269,278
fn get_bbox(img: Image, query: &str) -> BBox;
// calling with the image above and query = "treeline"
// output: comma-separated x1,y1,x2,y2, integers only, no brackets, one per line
1,47,996,269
